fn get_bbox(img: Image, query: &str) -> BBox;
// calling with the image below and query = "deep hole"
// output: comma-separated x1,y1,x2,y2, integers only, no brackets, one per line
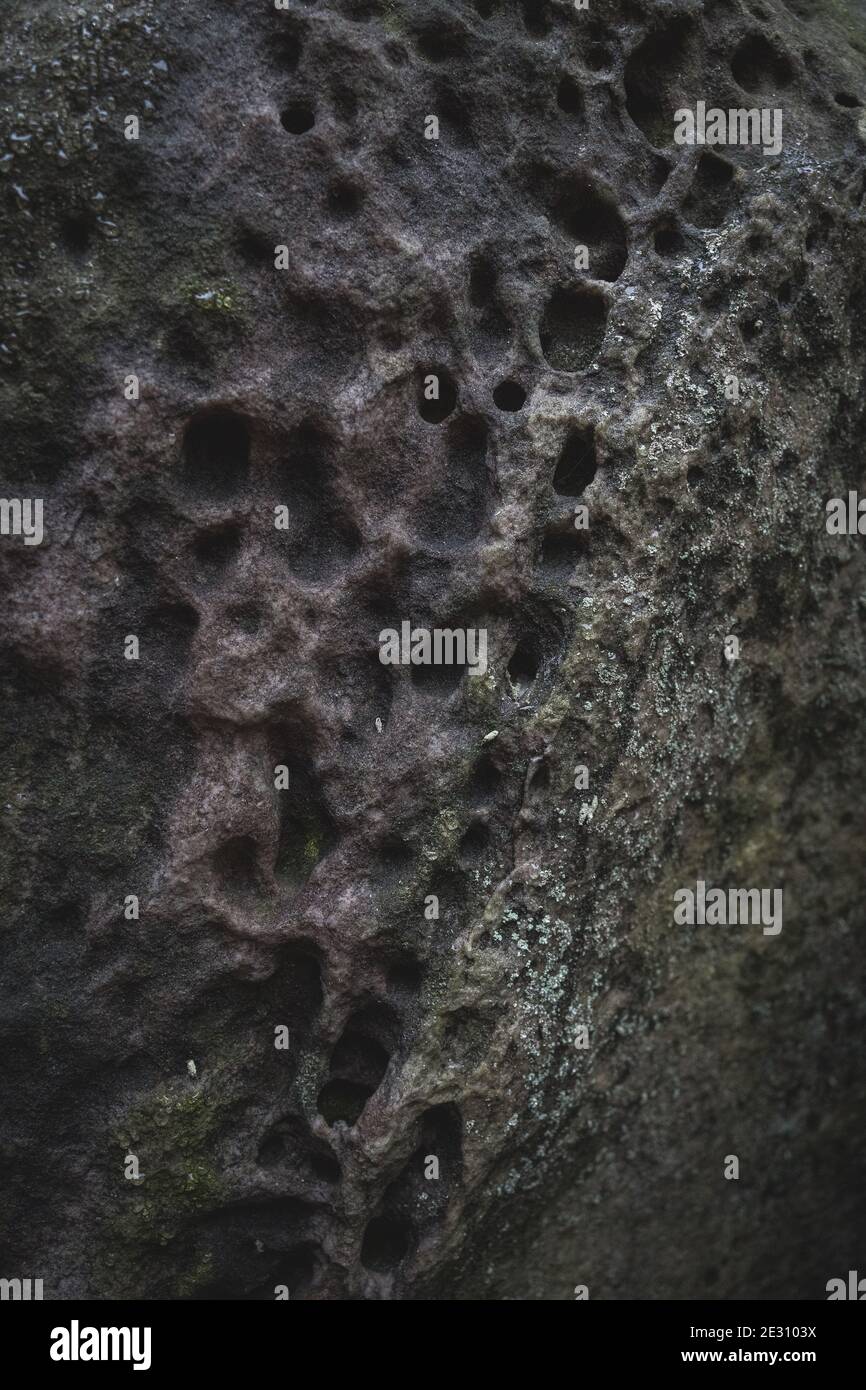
685,153,737,229
459,821,490,861
274,770,336,891
540,287,607,370
508,637,541,692
330,1028,390,1087
492,380,527,412
553,425,597,495
60,212,94,255
521,0,551,38
698,152,734,187
416,23,467,62
625,18,693,145
258,1134,284,1167
236,228,273,265
417,367,458,424
585,44,612,70
740,317,761,341
686,465,704,490
273,25,304,71
194,524,241,571
835,92,861,108
557,73,583,115
317,1078,375,1126
311,1153,341,1183
326,181,363,218
470,751,502,800
469,255,497,308
361,1215,411,1272
182,409,250,499
213,836,259,895
731,32,793,93
378,836,413,878
654,221,684,256
386,954,424,992
540,526,589,572
272,1246,315,1296
551,177,627,282
280,103,315,134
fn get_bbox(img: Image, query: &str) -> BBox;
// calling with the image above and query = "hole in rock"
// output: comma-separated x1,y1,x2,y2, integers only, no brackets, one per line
459,821,490,862
551,176,627,282
280,103,315,133
492,380,527,412
540,287,607,370
625,17,693,144
387,955,424,993
316,1079,375,1126
553,425,597,495
213,836,260,896
470,751,502,800
416,22,467,63
361,1215,411,1272
835,92,862,107
654,221,684,256
731,33,793,93
183,409,250,498
417,367,458,423
194,523,241,571
60,211,95,255
508,637,541,693
326,180,363,218
556,74,583,115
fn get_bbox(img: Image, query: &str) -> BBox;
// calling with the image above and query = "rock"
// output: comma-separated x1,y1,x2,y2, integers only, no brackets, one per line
1,0,866,1301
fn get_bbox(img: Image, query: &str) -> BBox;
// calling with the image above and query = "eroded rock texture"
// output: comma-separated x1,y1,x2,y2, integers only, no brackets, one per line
2,0,866,1301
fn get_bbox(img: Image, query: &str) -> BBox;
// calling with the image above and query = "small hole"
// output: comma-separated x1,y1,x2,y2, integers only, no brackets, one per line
281,103,315,134
361,1215,411,1272
835,92,862,108
553,425,597,496
686,465,704,490
194,524,241,570
417,367,458,424
585,44,612,70
317,1079,374,1126
459,821,490,861
387,955,424,992
654,222,684,256
310,1153,341,1184
60,212,94,255
492,380,527,412
326,181,363,218
470,751,501,800
183,409,250,499
508,637,540,693
556,74,583,115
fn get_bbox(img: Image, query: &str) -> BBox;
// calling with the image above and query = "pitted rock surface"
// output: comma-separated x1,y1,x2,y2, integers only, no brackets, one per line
2,0,866,1299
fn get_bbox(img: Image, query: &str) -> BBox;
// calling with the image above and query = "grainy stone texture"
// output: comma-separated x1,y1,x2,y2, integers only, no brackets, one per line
1,0,866,1301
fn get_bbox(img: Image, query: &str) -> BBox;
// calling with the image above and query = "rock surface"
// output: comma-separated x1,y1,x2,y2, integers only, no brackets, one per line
2,0,866,1300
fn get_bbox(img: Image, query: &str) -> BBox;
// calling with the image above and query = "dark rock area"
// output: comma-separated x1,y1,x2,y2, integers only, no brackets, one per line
1,0,866,1300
